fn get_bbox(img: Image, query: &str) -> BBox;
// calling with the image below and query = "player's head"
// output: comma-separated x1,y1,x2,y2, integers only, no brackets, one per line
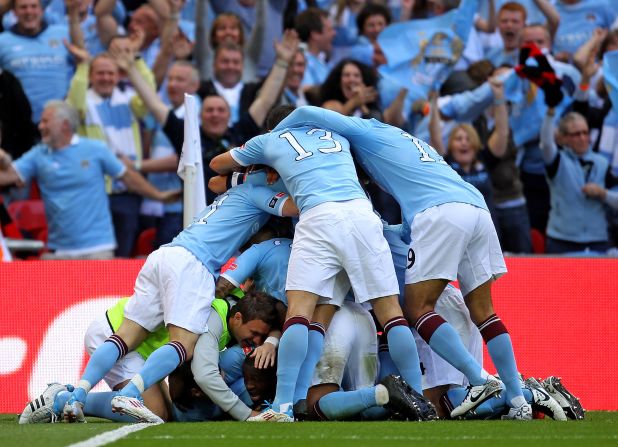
228,292,280,348
242,355,277,404
265,105,296,131
168,362,207,410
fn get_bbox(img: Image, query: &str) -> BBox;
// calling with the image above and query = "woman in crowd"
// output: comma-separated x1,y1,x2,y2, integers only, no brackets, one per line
319,58,404,126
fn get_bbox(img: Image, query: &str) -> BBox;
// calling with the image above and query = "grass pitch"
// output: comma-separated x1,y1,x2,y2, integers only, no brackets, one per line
2,412,617,447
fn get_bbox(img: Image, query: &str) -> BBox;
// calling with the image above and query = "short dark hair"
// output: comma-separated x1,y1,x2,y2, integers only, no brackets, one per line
265,105,296,130
242,355,277,404
295,7,328,42
230,291,280,329
356,3,391,35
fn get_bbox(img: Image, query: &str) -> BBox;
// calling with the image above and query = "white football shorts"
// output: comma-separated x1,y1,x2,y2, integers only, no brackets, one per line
84,315,145,389
312,302,378,390
405,202,507,296
124,246,216,334
287,199,400,306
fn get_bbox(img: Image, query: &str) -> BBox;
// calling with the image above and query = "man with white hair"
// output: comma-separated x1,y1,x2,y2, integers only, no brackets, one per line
0,101,176,259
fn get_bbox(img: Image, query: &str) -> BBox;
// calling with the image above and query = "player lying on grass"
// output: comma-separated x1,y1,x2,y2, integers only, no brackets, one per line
19,291,281,424
168,353,277,422
56,182,297,423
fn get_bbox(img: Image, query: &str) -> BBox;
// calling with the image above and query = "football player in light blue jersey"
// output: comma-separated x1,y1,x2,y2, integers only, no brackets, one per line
220,238,292,306
274,106,487,226
223,126,366,214
166,184,294,275
61,183,299,423
274,106,532,420
211,106,425,422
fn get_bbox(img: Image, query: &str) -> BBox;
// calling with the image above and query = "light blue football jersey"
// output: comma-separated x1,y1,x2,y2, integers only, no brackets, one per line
221,238,292,305
233,169,289,195
0,24,73,122
274,107,487,224
166,183,289,276
13,137,124,251
230,126,367,214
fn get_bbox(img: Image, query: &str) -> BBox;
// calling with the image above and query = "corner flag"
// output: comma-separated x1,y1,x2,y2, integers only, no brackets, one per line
177,94,206,228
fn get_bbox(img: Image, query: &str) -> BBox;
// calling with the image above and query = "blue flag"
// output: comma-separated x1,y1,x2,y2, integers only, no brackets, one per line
377,0,479,112
603,50,618,110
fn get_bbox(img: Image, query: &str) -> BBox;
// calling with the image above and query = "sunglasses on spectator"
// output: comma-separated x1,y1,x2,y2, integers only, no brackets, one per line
566,130,589,137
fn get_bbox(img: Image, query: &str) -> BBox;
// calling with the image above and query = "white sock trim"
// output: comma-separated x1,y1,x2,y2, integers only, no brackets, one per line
511,395,527,408
278,402,292,413
375,384,389,406
76,380,92,394
130,374,145,394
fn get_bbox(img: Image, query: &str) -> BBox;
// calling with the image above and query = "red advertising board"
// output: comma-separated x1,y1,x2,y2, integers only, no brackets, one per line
0,258,616,414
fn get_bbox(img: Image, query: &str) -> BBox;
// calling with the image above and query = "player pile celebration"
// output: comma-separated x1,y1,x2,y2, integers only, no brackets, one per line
18,105,584,424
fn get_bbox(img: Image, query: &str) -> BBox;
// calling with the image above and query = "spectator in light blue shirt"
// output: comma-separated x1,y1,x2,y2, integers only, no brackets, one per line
0,0,81,122
485,2,527,67
349,3,390,68
295,7,336,88
0,101,177,259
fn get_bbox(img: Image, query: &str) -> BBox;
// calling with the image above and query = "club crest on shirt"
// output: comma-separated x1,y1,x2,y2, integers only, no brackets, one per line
48,39,60,48
585,13,597,22
81,160,90,168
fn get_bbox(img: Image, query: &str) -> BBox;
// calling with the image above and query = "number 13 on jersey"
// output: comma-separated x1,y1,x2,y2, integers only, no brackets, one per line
280,128,343,161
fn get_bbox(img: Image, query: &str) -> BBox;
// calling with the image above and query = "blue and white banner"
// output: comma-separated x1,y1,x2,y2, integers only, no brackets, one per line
377,0,478,110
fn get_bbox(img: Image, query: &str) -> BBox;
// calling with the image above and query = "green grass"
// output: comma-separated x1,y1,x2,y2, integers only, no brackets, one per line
2,412,618,447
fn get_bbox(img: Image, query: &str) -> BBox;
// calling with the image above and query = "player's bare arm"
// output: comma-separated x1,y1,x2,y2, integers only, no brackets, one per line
210,152,243,175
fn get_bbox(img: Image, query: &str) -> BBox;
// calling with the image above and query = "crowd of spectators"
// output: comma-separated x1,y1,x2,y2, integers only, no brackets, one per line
0,0,617,258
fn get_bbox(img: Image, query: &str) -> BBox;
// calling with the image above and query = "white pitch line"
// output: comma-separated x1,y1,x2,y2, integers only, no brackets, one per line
66,422,162,447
